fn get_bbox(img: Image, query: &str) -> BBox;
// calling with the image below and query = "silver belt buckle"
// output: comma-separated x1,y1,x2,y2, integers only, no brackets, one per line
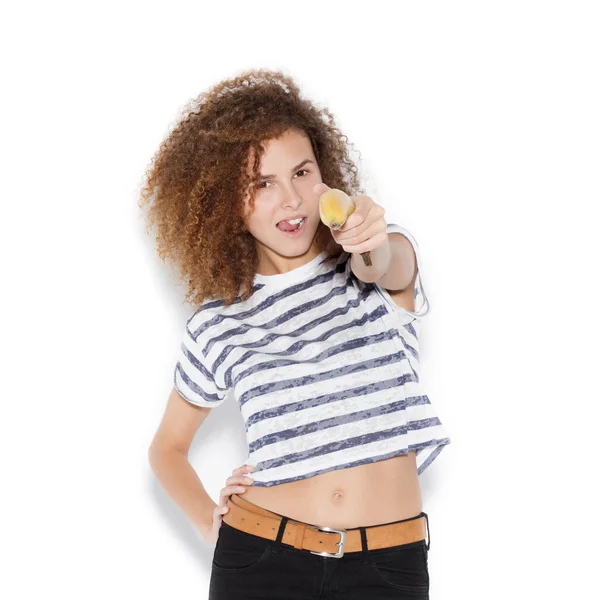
309,525,347,558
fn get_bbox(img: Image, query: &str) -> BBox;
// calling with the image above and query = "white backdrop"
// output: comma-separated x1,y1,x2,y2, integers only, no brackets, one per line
2,1,599,598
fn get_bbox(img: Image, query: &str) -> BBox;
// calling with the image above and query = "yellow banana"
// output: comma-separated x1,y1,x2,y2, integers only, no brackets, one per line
319,188,372,266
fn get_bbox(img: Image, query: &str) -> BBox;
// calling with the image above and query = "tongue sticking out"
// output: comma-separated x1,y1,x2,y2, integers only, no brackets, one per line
277,219,302,232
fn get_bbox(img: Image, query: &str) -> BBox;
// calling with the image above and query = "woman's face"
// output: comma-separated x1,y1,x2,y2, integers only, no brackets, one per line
243,128,325,274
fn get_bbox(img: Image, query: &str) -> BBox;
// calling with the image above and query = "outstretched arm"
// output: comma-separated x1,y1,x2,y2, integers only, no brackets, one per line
351,231,416,291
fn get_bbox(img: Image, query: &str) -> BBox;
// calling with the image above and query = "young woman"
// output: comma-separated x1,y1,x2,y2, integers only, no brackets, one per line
143,68,451,599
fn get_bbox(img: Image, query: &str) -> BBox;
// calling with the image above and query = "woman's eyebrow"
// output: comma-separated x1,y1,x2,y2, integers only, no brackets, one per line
260,159,314,180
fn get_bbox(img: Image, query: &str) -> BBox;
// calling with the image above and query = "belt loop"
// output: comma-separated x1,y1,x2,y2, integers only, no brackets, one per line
422,512,430,551
359,527,369,564
272,516,289,554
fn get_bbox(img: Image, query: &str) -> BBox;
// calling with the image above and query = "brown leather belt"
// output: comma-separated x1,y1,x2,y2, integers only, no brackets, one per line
223,493,428,559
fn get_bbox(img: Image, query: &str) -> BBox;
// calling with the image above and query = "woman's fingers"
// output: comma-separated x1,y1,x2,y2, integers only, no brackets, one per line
218,465,255,508
225,464,255,487
232,464,255,476
212,466,256,543
218,483,250,506
225,474,255,487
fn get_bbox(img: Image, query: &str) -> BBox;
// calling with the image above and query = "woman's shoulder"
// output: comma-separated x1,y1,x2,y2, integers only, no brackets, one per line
186,286,268,337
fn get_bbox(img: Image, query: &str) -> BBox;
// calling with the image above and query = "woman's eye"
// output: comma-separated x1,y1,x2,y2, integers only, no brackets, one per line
257,170,308,189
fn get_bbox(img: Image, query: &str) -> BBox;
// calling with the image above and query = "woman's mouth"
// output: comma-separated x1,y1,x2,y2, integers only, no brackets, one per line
276,216,307,237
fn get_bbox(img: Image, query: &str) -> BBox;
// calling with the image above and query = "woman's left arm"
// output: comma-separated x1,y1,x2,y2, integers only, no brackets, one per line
352,232,416,290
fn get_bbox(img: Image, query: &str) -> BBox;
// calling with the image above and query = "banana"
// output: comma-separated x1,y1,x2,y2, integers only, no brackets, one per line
319,188,372,266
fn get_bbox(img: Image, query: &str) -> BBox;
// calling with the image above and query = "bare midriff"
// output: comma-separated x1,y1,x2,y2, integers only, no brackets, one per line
242,451,422,529
242,290,422,529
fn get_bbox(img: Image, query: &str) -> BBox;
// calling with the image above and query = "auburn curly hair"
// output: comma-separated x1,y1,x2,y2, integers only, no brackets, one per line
138,68,365,310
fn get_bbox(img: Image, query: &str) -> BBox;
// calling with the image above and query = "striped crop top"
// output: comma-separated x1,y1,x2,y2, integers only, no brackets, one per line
173,223,451,487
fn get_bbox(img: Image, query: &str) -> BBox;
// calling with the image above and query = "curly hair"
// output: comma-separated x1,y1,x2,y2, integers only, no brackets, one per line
138,68,365,310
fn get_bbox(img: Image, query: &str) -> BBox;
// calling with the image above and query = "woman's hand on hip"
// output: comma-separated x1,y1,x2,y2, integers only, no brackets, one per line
206,464,255,545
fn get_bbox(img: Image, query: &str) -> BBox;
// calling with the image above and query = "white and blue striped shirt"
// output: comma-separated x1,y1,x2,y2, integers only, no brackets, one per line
174,223,451,487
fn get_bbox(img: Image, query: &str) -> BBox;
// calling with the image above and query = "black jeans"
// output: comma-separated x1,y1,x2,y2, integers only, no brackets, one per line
209,511,431,599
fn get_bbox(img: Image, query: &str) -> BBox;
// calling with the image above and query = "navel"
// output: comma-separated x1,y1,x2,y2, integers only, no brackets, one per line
331,489,345,502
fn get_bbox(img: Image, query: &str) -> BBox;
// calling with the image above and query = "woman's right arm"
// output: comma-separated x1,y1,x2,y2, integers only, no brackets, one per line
147,387,219,542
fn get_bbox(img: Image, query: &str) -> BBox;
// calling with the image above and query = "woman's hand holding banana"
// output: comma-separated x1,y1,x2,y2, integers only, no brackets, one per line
314,183,388,266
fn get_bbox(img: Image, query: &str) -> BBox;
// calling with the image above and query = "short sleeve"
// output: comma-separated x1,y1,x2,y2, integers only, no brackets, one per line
372,223,430,319
173,318,229,408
